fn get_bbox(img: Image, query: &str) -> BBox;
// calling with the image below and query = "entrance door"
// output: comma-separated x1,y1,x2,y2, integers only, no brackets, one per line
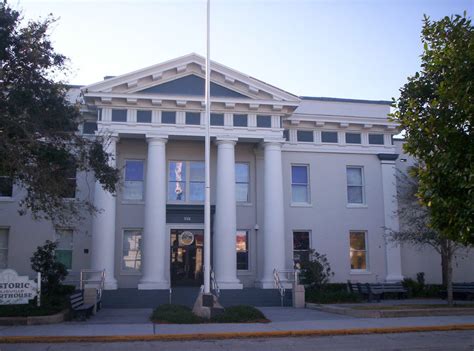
170,229,204,286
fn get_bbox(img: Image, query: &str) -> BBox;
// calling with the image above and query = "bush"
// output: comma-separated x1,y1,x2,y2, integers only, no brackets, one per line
306,289,361,304
299,250,334,290
211,305,268,323
30,240,68,295
150,304,202,324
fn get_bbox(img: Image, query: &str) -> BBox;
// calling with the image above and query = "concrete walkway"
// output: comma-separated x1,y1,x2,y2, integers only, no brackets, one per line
0,307,473,338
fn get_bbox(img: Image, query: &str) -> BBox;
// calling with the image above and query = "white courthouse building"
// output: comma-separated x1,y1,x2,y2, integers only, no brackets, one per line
0,54,472,301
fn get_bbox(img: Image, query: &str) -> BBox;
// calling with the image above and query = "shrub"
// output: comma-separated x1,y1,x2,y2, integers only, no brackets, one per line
299,250,334,290
150,304,202,324
306,289,361,304
211,305,268,323
30,240,68,295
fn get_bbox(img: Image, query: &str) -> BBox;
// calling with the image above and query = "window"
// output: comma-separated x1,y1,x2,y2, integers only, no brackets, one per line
291,165,310,203
297,130,314,142
111,109,127,122
83,122,97,134
321,131,338,143
369,133,384,145
185,112,201,125
257,115,271,128
0,176,13,197
346,167,365,204
0,228,8,268
122,229,142,273
189,161,205,201
236,230,249,270
168,161,205,202
345,132,361,144
293,231,310,267
161,111,176,124
137,110,152,123
233,114,248,127
235,163,249,202
62,163,76,199
210,113,224,126
124,160,144,201
56,229,73,270
283,129,290,141
350,231,367,270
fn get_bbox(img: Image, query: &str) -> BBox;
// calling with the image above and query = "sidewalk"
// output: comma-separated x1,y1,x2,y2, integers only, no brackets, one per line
0,307,473,339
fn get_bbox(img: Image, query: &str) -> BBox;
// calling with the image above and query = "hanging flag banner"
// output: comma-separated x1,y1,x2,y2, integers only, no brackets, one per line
0,269,38,305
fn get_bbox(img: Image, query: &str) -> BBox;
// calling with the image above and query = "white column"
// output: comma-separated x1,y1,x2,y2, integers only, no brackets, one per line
379,154,404,282
91,136,118,290
213,139,242,289
258,141,286,288
138,136,169,289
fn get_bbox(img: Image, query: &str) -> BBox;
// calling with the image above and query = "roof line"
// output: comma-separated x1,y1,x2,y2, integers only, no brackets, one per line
301,96,392,105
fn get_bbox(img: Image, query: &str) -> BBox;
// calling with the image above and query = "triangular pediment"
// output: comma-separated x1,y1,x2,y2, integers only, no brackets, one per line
137,74,248,98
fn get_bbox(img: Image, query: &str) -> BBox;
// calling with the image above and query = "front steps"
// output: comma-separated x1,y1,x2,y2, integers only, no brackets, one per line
102,287,292,308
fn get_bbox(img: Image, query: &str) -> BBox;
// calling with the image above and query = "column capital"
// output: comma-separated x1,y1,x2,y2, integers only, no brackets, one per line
261,139,285,150
146,135,168,144
215,137,237,146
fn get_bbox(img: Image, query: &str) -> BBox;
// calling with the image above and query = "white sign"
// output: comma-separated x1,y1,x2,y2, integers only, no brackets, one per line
0,269,38,305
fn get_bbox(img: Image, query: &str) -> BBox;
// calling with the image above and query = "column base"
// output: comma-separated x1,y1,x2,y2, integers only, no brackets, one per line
385,274,404,282
216,281,243,290
103,280,118,290
138,281,169,290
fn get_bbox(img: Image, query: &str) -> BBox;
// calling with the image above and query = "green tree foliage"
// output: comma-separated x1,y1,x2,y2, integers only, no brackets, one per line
30,240,68,295
0,2,119,224
391,13,474,245
299,250,334,290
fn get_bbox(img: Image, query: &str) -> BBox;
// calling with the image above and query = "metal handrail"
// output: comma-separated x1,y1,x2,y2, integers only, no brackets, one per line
79,269,105,300
273,268,285,306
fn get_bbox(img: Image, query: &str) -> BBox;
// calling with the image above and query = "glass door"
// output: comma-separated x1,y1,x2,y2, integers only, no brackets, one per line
170,229,204,286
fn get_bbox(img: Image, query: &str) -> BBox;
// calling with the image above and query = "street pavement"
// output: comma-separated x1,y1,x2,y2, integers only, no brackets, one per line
1,331,473,351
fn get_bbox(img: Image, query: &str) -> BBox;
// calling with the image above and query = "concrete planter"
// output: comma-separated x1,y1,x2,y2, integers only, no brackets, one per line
0,309,69,325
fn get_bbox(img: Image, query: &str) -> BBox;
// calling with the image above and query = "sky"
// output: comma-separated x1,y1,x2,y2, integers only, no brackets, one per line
13,0,474,101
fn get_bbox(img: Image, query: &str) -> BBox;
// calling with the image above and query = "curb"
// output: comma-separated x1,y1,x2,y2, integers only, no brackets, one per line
1,324,474,343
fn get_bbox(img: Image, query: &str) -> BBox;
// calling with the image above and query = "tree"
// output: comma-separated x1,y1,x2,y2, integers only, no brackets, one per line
30,240,68,295
299,250,334,290
391,13,474,247
388,168,470,304
0,2,119,224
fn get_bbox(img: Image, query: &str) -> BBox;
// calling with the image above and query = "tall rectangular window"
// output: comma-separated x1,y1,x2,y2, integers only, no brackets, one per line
124,160,144,201
56,228,73,270
210,113,224,126
233,114,248,127
0,228,8,269
350,231,367,270
137,110,152,123
168,161,186,202
291,165,310,203
283,129,290,141
185,112,201,125
346,167,365,204
161,111,176,124
83,122,98,134
256,115,271,128
293,231,310,266
297,130,314,142
345,132,361,144
236,230,249,270
189,161,205,201
0,176,13,197
321,131,338,143
111,109,127,122
235,163,249,202
369,133,384,145
122,229,142,273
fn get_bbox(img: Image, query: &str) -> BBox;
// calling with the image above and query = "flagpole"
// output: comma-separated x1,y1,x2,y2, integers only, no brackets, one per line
203,0,211,295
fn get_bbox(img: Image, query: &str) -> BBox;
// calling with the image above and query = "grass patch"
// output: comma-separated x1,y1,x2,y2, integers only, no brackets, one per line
351,304,474,310
150,304,269,324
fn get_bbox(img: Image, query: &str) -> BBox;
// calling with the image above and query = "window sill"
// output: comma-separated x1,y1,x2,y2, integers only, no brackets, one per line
122,200,145,205
346,204,368,209
237,270,253,276
350,270,371,275
0,197,14,203
120,272,142,276
237,202,253,207
290,203,312,208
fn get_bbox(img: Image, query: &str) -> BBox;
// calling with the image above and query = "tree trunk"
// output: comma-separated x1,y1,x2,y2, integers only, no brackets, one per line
445,241,454,306
441,254,448,286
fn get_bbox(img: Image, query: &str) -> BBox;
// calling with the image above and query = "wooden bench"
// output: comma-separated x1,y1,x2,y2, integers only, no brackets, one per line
372,282,408,300
347,281,382,302
69,291,95,320
441,283,474,300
